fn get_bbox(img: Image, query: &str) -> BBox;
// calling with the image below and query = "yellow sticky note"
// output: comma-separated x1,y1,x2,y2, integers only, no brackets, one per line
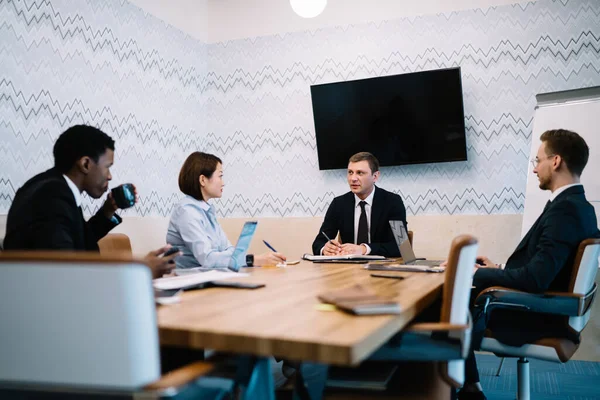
315,303,337,311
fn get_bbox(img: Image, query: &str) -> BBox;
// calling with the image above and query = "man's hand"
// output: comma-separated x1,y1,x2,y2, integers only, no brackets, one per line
102,191,119,219
323,239,343,256
144,245,180,278
255,252,287,267
476,256,500,269
102,184,140,219
439,256,499,271
340,243,366,255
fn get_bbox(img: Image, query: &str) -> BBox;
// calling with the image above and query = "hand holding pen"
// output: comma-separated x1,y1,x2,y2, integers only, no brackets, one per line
260,240,287,266
322,231,343,256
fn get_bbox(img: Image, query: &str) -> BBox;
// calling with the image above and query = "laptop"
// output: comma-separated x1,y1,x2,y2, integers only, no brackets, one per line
389,220,444,267
228,221,258,272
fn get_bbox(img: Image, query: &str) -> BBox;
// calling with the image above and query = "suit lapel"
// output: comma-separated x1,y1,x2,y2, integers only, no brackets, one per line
513,185,584,253
514,200,550,253
343,192,356,243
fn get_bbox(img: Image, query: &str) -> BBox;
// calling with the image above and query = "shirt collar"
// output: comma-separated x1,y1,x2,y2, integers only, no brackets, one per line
185,195,212,212
63,175,82,207
550,183,582,202
354,187,376,208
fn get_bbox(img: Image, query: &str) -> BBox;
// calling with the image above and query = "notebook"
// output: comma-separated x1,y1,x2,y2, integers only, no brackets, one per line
365,264,444,273
318,284,401,315
303,254,385,262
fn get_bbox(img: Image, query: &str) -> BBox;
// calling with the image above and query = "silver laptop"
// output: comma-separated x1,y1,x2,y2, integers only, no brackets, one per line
389,221,444,266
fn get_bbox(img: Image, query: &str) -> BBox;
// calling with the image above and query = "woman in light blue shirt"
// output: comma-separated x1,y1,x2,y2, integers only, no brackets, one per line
167,152,286,269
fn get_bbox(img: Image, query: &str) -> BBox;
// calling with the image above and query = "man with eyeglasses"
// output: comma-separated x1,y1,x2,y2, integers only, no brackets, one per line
457,129,600,400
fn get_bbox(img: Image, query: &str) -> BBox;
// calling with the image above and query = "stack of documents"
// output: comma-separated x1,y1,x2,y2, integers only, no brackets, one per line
153,270,248,290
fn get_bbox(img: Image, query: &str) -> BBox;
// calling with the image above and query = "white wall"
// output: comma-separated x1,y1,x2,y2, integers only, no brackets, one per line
128,0,209,42
133,0,534,43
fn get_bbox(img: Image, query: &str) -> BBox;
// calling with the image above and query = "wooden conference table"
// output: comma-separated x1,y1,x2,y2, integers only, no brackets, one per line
157,260,447,398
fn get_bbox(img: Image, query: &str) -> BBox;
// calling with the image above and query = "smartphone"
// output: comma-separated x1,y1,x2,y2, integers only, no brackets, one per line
370,273,405,280
163,246,181,257
154,288,182,297
208,281,266,289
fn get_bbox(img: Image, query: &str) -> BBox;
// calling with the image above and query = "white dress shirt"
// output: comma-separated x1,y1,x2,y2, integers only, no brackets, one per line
63,175,82,207
549,183,581,202
353,188,375,255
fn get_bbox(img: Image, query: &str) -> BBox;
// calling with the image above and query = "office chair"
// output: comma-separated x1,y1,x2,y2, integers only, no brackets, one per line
325,235,478,398
0,251,231,399
98,233,133,256
476,238,600,400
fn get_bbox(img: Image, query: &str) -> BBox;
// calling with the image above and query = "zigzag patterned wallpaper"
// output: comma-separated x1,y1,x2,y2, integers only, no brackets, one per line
1,0,599,218
0,0,207,216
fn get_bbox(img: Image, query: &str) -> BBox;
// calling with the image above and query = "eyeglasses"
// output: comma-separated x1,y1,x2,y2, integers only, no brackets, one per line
530,154,555,169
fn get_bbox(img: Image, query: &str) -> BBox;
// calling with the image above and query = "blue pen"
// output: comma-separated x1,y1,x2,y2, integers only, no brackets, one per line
262,240,278,252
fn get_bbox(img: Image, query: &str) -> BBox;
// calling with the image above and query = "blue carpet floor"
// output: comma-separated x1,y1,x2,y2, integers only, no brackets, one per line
476,354,600,400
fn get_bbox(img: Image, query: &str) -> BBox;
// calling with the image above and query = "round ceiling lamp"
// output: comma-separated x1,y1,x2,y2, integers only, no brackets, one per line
290,0,327,18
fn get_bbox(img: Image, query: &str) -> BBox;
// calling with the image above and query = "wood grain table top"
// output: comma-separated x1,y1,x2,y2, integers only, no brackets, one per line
157,261,445,366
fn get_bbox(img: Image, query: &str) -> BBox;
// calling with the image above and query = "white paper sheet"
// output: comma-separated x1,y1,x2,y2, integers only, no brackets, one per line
153,270,249,290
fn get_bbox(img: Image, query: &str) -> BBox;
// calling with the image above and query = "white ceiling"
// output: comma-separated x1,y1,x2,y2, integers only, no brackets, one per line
129,0,534,43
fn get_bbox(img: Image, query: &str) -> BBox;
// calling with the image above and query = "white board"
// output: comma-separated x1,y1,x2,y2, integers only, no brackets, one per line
522,86,600,238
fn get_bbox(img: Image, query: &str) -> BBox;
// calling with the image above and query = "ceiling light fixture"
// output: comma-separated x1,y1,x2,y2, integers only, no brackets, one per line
290,0,327,18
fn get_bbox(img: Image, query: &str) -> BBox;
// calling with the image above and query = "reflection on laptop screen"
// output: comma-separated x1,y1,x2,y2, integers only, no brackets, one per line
389,220,417,264
228,221,258,272
389,220,407,247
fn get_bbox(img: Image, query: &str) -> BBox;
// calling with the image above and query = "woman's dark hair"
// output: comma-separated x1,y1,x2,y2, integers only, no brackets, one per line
178,152,222,200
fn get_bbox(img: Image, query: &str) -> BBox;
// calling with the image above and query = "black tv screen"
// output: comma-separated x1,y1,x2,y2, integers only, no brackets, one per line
310,67,467,170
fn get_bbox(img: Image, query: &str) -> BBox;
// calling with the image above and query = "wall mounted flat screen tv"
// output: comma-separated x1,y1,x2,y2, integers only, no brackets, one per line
310,67,467,170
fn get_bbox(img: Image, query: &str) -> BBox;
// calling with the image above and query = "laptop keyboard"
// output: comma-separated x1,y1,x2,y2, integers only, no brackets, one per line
411,260,442,266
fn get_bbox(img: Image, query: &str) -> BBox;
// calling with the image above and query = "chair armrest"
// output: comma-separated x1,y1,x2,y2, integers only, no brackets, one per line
475,283,596,317
406,322,469,332
144,361,214,391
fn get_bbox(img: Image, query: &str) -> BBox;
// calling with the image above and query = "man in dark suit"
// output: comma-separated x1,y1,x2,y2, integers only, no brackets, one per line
458,129,600,400
3,125,178,278
312,152,407,257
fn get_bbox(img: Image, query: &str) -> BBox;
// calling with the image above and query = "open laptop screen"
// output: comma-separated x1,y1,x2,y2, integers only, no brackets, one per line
389,220,417,264
228,221,258,272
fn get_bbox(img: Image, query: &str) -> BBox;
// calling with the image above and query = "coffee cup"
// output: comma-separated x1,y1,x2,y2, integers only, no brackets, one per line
111,183,136,209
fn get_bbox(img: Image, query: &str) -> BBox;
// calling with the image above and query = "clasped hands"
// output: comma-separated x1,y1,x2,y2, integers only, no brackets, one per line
323,239,367,256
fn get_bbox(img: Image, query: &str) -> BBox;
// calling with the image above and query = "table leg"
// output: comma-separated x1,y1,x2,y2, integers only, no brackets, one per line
293,363,329,400
237,356,275,400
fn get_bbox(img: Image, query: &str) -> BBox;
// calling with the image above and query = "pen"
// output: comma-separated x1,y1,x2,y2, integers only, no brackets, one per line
262,240,277,252
321,231,336,244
